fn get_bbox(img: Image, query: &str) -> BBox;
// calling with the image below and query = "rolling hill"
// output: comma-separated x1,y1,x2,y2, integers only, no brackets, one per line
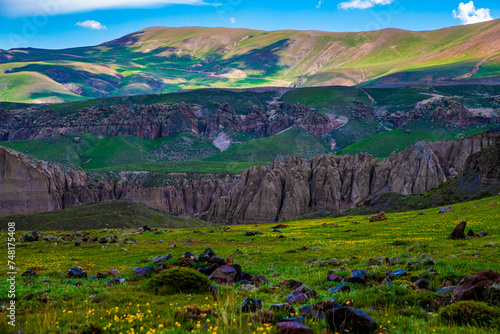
2,20,500,102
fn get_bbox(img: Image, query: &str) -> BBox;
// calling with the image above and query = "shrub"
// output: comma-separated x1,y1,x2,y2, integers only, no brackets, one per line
145,267,210,295
440,301,500,326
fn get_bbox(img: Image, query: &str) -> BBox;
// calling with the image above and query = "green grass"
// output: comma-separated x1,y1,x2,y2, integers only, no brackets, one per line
204,126,330,162
0,201,209,231
96,160,266,174
0,196,499,333
338,121,491,158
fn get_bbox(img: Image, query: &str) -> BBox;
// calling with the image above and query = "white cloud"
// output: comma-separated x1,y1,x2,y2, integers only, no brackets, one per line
0,0,210,17
76,20,107,30
316,0,323,9
229,17,236,24
338,0,393,10
453,1,493,25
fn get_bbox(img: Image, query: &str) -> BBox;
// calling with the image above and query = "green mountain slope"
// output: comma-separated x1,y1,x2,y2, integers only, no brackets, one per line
2,20,500,102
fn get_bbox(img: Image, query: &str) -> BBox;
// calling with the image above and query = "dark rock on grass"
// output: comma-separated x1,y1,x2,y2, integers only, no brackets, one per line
328,285,351,294
436,286,455,296
238,279,252,285
21,270,37,277
299,305,313,318
282,279,303,290
414,278,431,290
452,270,500,303
208,265,237,284
327,275,340,282
478,231,488,237
67,266,87,278
279,317,305,325
439,206,454,214
389,269,406,277
326,306,378,334
286,285,319,303
89,273,107,280
245,231,256,237
273,224,288,229
153,254,172,266
73,281,83,286
133,265,155,278
276,321,313,334
369,211,387,222
269,303,296,314
311,300,341,321
467,229,475,237
273,229,283,233
108,278,126,286
143,225,150,231
416,253,435,266
198,253,210,262
328,258,340,266
448,221,466,240
208,256,226,266
241,298,262,313
199,263,219,276
123,237,137,244
204,248,216,257
183,251,194,259
350,269,366,284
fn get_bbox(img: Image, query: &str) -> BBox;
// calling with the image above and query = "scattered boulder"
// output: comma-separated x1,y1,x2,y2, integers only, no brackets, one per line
350,269,366,285
245,231,256,237
285,285,319,303
269,303,296,315
439,206,454,214
153,254,173,266
326,306,378,334
414,278,431,290
241,298,262,313
452,270,500,303
208,265,237,284
327,258,340,266
276,321,313,334
467,229,475,237
416,253,435,266
369,212,387,222
327,275,340,282
389,269,407,277
123,238,138,244
133,266,155,278
67,266,87,278
448,221,466,240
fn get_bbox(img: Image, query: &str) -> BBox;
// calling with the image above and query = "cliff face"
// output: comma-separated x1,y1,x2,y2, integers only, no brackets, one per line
0,103,337,141
0,133,497,223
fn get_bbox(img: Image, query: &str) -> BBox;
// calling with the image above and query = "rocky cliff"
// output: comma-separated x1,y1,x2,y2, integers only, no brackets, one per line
0,102,337,141
0,133,497,223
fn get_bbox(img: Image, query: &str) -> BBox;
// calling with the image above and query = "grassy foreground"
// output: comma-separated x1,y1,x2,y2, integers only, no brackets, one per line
0,196,499,333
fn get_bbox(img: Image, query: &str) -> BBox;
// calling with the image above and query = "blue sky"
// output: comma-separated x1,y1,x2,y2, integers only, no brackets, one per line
0,0,498,50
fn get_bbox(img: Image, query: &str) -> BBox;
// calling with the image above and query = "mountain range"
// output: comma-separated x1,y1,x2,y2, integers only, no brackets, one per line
2,19,500,103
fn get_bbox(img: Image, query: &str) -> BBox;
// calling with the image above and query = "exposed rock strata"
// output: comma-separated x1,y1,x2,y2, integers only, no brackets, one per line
0,133,498,223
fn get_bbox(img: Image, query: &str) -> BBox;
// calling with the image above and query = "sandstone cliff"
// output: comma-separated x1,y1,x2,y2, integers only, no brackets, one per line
0,133,497,223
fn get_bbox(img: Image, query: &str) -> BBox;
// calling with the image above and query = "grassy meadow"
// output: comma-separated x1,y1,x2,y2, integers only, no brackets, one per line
0,196,499,333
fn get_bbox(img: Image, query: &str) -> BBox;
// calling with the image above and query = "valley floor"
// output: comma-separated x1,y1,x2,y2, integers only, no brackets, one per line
0,196,499,333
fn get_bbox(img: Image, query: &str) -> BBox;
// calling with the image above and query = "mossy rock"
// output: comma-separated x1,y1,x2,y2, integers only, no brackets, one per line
439,300,500,326
146,267,210,295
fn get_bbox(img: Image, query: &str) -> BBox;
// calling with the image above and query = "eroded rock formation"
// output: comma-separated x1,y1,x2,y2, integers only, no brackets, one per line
1,132,498,223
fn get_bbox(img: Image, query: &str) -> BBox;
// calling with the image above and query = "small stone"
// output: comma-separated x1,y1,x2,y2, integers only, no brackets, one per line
328,285,351,293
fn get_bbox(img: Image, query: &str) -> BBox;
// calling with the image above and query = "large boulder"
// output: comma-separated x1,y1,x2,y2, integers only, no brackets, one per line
208,265,237,284
448,221,466,240
326,306,378,334
451,270,500,302
369,212,387,222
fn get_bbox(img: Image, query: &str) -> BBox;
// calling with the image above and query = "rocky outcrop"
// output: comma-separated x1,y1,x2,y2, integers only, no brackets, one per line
0,102,337,141
384,99,498,128
1,132,498,223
